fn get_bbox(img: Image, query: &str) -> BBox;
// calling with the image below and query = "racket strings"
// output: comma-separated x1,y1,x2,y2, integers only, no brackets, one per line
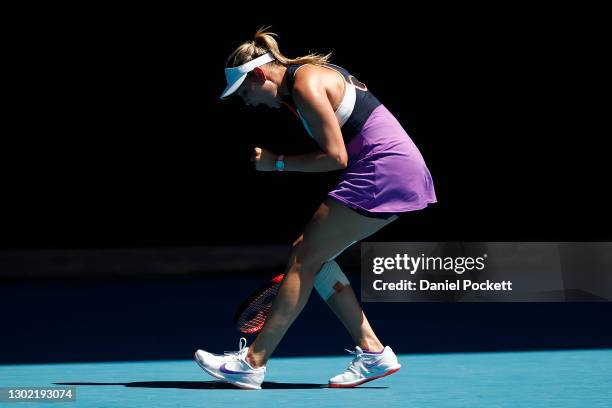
236,282,282,334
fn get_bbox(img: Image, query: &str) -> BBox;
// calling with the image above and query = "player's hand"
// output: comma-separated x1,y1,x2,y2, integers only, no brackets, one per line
251,147,276,171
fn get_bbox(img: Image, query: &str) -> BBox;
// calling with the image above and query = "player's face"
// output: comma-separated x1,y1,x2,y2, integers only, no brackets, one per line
235,73,281,109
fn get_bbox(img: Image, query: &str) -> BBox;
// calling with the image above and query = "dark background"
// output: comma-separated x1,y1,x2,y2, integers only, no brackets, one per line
1,7,610,364
3,7,609,249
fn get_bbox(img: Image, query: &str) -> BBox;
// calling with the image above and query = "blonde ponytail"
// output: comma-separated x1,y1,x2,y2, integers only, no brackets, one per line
225,26,332,68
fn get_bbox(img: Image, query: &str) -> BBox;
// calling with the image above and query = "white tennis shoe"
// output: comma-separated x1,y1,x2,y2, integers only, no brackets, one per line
328,345,401,387
194,337,266,390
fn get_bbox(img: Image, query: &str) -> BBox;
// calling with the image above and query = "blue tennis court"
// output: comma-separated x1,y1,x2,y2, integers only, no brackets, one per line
2,349,611,407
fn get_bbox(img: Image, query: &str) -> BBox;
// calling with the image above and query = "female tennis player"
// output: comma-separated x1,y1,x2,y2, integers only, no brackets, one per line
195,28,437,389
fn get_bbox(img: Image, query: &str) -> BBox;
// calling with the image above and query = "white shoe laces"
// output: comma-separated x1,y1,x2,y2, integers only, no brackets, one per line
223,337,248,361
344,347,365,375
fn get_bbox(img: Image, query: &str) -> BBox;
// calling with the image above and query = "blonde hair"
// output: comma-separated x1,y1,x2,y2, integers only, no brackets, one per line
225,27,332,69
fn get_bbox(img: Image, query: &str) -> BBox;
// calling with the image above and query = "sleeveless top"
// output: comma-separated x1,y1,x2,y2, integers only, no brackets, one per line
284,63,382,143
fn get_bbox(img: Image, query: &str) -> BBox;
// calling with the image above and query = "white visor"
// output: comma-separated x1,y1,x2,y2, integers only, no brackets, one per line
220,53,276,99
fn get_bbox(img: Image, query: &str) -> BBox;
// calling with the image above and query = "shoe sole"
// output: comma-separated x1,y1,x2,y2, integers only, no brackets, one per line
194,351,261,390
328,365,401,388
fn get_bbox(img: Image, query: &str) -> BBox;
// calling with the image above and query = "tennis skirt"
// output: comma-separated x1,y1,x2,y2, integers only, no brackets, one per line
328,104,437,219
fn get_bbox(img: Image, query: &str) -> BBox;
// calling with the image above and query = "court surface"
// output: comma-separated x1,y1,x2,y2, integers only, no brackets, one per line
2,349,611,407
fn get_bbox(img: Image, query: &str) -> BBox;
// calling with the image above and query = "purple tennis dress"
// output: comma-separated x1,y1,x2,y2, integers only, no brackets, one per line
286,63,437,218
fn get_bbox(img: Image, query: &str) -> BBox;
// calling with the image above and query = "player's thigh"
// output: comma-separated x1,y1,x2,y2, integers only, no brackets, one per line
290,198,397,270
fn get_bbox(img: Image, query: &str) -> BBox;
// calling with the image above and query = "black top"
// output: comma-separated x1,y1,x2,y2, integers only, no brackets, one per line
285,63,382,143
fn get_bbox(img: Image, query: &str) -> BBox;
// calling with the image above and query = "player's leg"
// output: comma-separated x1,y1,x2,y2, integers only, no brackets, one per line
309,212,397,352
246,198,395,367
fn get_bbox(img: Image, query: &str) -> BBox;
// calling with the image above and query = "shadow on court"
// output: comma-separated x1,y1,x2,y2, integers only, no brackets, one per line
54,381,386,390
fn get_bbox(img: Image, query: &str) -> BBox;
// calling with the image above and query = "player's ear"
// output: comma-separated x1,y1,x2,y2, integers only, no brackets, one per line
251,67,267,83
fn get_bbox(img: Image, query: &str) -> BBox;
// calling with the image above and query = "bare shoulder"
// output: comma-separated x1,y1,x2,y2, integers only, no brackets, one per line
293,64,341,105
292,64,326,96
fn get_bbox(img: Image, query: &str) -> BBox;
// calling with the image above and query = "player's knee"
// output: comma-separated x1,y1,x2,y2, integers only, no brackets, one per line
288,243,328,278
300,256,327,278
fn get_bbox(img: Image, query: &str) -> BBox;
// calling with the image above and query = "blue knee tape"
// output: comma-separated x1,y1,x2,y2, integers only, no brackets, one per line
314,260,350,301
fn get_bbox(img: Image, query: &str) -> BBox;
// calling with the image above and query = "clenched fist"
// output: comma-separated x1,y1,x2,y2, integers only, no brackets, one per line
251,147,277,171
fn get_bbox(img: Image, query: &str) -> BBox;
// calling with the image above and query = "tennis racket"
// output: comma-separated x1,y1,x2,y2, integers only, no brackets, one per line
234,273,285,334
